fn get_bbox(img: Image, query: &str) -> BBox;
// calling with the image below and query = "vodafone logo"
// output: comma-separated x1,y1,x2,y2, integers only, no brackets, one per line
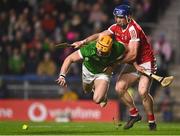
28,102,47,122
0,108,13,118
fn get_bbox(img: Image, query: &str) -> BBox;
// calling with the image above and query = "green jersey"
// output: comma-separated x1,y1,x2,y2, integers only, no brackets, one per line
79,41,125,74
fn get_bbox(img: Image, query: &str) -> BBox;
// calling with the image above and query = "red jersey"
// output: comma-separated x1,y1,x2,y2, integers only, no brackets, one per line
108,19,155,64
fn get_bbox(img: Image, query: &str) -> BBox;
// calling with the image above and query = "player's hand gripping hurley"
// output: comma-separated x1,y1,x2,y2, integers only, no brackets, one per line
143,71,174,87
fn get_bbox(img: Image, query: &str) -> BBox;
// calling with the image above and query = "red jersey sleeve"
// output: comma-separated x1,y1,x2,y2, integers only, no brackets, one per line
108,24,116,34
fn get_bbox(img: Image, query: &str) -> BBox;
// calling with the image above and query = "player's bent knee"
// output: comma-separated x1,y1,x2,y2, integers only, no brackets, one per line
139,91,148,99
115,81,127,94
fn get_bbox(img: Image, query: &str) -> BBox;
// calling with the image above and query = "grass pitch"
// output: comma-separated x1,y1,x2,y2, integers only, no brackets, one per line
0,121,180,135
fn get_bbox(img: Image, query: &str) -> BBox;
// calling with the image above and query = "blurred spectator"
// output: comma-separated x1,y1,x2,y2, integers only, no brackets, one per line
154,33,173,65
41,13,56,36
0,0,171,77
89,3,108,29
37,52,57,76
42,37,52,52
1,44,11,74
153,33,173,76
150,33,173,96
20,42,28,61
8,48,25,74
0,78,9,98
25,49,39,74
41,0,55,14
158,88,174,122
143,0,151,13
61,87,79,101
0,12,8,37
28,33,43,51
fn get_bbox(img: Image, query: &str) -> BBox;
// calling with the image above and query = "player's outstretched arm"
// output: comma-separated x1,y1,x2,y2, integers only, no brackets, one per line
71,30,112,49
121,41,139,63
56,51,82,87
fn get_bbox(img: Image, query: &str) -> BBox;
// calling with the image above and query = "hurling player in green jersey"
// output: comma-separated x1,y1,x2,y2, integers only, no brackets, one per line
56,35,127,107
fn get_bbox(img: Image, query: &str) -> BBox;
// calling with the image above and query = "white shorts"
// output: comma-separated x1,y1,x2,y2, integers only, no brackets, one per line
82,65,111,84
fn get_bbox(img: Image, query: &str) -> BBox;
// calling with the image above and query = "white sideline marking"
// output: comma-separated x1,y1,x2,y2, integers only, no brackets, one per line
29,125,86,128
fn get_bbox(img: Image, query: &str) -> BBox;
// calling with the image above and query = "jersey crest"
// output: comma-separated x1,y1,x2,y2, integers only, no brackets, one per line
129,26,137,40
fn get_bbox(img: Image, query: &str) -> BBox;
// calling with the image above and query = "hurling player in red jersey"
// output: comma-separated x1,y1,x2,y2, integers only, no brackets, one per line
72,4,157,130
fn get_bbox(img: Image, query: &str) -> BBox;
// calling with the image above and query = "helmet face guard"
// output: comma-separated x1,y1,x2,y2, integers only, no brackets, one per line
96,35,113,57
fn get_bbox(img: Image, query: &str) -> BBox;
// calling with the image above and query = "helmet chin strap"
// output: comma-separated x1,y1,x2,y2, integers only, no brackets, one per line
126,15,131,23
121,16,131,29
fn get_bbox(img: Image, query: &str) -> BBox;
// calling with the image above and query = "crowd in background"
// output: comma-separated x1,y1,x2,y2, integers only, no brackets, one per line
0,0,175,121
0,0,171,76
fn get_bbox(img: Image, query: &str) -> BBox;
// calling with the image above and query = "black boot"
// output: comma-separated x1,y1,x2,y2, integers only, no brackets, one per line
149,122,157,131
123,114,142,129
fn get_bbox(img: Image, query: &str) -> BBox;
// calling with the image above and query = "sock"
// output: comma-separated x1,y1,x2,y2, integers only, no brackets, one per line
129,108,138,116
148,114,155,123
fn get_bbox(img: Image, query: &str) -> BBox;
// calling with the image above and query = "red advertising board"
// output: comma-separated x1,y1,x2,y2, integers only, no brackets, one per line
0,100,119,122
